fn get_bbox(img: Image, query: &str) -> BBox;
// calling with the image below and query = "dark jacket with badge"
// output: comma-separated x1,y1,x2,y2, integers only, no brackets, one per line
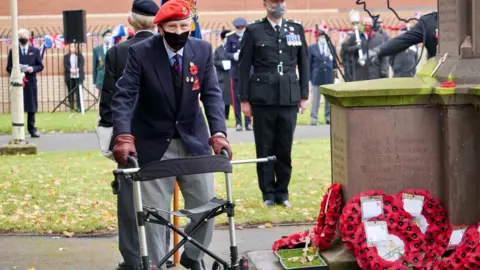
224,33,241,79
213,45,232,105
238,18,309,106
6,46,44,112
378,12,438,59
343,33,389,81
308,43,337,86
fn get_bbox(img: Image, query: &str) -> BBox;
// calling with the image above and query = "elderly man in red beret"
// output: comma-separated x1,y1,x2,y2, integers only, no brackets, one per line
111,0,231,269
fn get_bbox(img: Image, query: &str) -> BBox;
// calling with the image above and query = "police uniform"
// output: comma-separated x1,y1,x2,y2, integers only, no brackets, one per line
224,17,252,131
238,17,308,206
389,27,418,78
376,12,438,59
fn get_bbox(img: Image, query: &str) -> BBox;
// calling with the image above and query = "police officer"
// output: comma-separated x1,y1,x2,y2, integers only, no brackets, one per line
389,26,418,78
238,0,309,207
370,12,438,61
225,17,253,131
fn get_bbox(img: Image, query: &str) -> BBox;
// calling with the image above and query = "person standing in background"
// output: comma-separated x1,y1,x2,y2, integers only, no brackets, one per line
63,43,85,112
389,26,418,78
92,29,112,94
375,17,390,42
238,0,309,208
225,17,253,131
6,28,43,138
308,30,336,125
214,30,233,120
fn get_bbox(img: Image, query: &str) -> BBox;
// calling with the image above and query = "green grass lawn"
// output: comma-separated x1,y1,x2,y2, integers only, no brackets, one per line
0,139,331,235
0,104,325,135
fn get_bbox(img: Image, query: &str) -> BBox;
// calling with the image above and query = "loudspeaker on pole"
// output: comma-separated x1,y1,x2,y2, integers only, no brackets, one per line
62,10,87,44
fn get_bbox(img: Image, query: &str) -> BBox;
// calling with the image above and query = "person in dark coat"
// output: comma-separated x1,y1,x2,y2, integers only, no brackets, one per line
213,30,232,120
238,0,309,208
308,30,337,125
375,17,390,42
92,29,112,92
369,12,438,61
96,1,177,269
111,1,231,269
6,28,44,138
63,43,85,112
225,17,253,131
389,27,418,78
342,17,389,81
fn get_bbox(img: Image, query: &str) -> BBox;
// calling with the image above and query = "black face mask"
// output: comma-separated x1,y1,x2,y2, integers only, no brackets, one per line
19,38,28,45
163,30,189,51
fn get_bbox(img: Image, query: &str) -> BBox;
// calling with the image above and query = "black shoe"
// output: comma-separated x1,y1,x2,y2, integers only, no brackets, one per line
116,262,142,270
180,252,207,270
326,120,330,125
30,131,40,138
166,260,175,268
278,200,293,208
263,200,275,207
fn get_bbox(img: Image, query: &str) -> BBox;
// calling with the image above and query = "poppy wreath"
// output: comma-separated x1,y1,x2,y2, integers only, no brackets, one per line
340,190,409,253
431,225,480,269
312,183,343,250
353,213,426,269
272,230,311,252
396,189,451,267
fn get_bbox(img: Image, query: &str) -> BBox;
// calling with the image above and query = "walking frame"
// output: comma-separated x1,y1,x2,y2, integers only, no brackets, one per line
113,151,276,270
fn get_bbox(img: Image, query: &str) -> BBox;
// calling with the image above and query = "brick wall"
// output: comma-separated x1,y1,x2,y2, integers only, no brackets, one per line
0,0,437,16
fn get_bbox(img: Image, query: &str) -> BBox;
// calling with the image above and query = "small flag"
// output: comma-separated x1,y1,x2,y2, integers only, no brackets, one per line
112,24,127,44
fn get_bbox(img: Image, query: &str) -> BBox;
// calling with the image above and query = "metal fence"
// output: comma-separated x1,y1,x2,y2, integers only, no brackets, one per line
0,20,403,114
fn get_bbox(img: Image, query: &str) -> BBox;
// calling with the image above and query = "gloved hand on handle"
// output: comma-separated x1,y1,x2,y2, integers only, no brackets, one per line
208,133,233,160
113,134,137,165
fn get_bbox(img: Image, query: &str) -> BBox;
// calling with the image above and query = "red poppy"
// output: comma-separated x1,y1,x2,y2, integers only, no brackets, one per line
312,184,343,250
189,64,198,75
440,81,456,88
271,230,311,251
437,225,480,268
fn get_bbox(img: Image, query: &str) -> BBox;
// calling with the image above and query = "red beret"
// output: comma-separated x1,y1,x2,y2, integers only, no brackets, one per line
153,0,191,24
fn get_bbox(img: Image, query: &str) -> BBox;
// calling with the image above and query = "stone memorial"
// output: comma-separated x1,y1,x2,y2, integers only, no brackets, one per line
319,0,480,268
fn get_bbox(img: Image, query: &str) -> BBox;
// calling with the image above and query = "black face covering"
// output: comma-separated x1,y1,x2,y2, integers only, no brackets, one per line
19,38,28,45
163,30,189,51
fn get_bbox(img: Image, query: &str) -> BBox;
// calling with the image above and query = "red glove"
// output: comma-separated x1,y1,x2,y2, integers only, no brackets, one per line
112,134,137,165
208,134,233,160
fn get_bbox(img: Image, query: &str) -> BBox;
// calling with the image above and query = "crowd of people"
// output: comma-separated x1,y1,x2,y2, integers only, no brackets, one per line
5,0,440,268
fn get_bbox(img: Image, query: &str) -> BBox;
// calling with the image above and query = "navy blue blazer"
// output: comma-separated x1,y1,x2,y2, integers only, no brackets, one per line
111,35,227,166
308,43,337,86
224,33,241,79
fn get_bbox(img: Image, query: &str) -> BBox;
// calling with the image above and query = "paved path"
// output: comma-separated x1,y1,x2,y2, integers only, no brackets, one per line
0,125,330,152
0,225,311,270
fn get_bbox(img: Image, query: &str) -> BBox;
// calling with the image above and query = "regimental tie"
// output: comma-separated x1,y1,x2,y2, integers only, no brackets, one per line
275,25,280,37
173,54,182,74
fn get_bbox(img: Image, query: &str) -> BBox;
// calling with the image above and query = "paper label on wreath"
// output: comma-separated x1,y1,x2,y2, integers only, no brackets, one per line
402,194,424,217
374,234,405,262
412,215,428,234
365,221,388,246
361,196,383,220
447,227,466,250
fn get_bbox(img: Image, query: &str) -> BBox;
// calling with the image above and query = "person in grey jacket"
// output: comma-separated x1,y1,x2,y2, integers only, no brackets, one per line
213,30,233,119
308,30,337,125
389,27,418,78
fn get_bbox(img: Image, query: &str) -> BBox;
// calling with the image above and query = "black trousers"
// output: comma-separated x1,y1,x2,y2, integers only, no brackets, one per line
66,78,81,111
251,105,297,202
117,168,170,265
232,78,251,127
225,105,230,120
27,112,36,135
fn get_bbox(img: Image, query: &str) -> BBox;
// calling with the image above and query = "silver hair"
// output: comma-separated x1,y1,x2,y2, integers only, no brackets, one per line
129,12,156,31
18,28,29,38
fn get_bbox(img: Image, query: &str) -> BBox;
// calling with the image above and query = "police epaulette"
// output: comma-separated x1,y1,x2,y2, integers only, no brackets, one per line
248,19,262,25
287,19,302,25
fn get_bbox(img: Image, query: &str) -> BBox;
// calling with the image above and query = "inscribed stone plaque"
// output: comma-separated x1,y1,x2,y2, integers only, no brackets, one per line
345,106,442,199
438,0,460,55
330,105,348,193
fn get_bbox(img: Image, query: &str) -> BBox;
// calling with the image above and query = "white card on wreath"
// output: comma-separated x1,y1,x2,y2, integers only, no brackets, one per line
447,227,466,250
402,194,424,217
361,196,383,220
365,221,388,246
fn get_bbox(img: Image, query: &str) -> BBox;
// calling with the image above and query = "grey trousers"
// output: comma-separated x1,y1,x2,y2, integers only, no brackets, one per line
311,84,330,124
141,139,216,269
